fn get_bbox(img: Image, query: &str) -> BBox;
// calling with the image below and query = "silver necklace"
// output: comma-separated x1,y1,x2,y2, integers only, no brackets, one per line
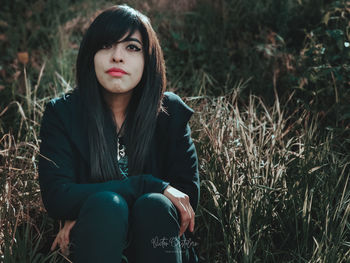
117,136,126,161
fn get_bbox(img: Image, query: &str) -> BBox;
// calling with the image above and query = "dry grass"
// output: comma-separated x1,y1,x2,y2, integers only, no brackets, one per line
184,82,350,262
1,74,350,262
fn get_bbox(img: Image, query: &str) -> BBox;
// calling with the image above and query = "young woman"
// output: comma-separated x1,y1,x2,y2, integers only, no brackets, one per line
38,5,200,263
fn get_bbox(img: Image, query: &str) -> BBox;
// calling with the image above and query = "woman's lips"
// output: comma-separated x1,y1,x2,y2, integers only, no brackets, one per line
108,71,125,77
106,68,127,77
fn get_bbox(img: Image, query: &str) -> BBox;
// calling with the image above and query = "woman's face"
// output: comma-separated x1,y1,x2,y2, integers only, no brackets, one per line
94,30,144,95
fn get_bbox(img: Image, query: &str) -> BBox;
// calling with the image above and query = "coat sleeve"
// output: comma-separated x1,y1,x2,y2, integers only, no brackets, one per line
38,101,170,220
165,94,200,211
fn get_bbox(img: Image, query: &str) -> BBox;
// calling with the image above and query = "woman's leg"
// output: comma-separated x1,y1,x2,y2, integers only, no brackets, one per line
124,193,182,263
69,191,129,263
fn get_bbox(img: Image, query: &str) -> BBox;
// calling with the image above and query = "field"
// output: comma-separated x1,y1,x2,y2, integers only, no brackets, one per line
1,0,350,262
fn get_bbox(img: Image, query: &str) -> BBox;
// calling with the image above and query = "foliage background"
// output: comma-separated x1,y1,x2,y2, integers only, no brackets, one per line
1,0,349,262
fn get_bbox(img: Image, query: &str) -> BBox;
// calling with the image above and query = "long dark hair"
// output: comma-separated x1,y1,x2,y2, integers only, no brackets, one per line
76,5,166,182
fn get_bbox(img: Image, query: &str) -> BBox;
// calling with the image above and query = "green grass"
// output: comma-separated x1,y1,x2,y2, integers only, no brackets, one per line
1,0,350,262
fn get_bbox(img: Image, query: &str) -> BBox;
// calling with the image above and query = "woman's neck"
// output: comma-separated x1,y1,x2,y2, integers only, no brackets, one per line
102,89,133,131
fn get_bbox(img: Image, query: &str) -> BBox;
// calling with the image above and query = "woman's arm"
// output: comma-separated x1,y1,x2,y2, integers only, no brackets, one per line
166,122,200,212
38,101,170,220
161,102,200,237
161,92,200,212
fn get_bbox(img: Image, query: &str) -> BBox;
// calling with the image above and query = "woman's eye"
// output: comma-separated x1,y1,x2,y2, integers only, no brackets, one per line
127,44,141,52
101,44,112,49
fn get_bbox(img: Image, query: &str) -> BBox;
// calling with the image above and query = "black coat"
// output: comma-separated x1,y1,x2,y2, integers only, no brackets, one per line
38,89,200,262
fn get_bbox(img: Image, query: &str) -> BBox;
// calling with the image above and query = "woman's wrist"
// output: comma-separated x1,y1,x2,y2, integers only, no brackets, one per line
163,184,171,194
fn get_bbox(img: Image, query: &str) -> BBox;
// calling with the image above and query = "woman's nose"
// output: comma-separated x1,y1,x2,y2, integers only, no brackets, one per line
111,45,124,63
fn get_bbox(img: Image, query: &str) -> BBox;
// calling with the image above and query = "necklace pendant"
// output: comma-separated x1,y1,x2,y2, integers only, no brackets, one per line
117,137,126,161
119,147,125,158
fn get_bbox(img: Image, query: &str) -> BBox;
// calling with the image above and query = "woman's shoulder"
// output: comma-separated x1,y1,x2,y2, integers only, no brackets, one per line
43,89,79,115
41,89,80,128
47,89,77,108
160,91,194,127
163,91,193,110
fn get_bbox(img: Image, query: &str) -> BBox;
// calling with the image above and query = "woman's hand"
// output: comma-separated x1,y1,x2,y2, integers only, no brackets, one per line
163,185,195,237
51,220,76,256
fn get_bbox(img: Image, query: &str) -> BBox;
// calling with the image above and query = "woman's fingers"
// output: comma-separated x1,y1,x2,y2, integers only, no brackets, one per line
180,203,196,236
61,243,69,256
163,185,196,237
50,220,77,254
177,197,189,237
51,236,58,251
64,228,70,244
179,202,195,237
179,213,189,237
186,204,195,233
64,220,75,244
189,204,195,232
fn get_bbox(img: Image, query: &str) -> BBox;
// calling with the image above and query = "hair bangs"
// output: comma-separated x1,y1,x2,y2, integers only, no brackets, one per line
92,8,141,52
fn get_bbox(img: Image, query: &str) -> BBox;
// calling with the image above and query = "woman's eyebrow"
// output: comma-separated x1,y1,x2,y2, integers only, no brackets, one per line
119,37,142,45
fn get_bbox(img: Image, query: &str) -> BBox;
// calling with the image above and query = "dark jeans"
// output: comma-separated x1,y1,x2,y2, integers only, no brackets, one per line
68,191,182,263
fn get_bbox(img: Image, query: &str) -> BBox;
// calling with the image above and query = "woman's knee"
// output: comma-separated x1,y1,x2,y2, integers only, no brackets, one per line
132,193,179,221
79,191,129,222
70,192,129,252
